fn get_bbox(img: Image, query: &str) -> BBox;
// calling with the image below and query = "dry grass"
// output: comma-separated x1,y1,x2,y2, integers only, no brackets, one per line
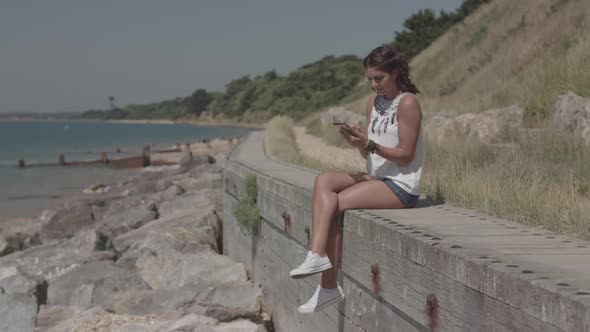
422,131,590,239
265,115,341,172
264,116,302,165
411,0,590,121
300,96,368,148
411,0,590,238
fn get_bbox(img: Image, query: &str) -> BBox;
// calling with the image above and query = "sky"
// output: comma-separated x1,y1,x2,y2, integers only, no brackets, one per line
0,0,462,113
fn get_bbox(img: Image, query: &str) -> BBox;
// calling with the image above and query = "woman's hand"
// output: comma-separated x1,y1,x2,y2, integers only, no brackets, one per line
339,125,368,149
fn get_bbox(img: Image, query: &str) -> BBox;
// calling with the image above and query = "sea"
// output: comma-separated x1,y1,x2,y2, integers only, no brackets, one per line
0,120,250,221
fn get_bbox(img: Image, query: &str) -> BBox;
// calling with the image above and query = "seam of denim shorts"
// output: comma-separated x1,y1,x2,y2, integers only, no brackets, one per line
383,179,418,208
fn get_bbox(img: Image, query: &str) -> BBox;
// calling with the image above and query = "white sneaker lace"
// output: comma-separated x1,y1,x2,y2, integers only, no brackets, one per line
303,251,315,265
305,286,321,307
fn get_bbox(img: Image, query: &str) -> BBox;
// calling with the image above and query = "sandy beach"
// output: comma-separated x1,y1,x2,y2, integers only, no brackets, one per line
150,137,240,164
0,133,244,224
106,119,176,125
107,118,265,130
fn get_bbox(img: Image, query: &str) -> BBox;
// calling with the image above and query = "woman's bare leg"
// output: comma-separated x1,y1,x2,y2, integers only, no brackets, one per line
310,172,373,256
321,216,342,289
320,180,404,289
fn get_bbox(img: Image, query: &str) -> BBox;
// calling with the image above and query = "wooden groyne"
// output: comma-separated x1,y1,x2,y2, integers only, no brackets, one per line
16,146,171,169
15,137,238,170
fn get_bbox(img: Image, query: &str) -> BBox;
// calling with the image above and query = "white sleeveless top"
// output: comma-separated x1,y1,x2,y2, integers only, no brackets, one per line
366,93,423,195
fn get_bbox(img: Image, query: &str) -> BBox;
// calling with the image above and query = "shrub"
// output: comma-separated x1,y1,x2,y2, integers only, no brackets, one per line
232,174,260,235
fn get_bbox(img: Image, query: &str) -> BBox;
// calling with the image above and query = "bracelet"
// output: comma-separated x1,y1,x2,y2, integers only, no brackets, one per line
365,139,377,154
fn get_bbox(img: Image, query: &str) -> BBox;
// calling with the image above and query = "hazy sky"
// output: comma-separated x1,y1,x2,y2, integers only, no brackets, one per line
0,0,462,113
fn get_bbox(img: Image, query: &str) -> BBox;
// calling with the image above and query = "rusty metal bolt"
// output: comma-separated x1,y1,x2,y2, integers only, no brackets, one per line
304,226,310,249
281,211,291,233
371,264,380,295
426,293,439,332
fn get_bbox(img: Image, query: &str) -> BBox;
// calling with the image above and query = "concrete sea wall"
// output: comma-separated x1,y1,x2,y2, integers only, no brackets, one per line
223,131,590,332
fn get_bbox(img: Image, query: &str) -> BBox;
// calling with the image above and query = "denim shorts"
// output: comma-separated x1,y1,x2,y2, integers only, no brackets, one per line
383,179,419,208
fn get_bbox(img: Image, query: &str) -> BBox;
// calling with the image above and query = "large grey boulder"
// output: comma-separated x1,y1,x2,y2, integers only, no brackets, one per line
116,226,218,269
455,105,524,144
213,151,228,168
99,201,158,238
110,283,262,322
98,194,158,219
0,271,39,294
158,189,222,219
47,261,151,308
0,240,115,282
70,227,110,254
0,265,19,284
124,176,169,196
97,189,161,215
0,232,41,257
112,208,220,256
422,112,458,145
0,292,37,332
423,106,524,145
552,91,590,145
160,184,185,202
134,252,247,290
0,217,43,256
41,200,94,241
0,269,46,304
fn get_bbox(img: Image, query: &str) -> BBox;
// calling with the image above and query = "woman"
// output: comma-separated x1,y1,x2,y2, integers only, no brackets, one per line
290,46,423,314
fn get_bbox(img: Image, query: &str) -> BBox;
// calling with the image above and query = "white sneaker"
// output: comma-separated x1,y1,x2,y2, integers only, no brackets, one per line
298,285,344,314
289,251,332,279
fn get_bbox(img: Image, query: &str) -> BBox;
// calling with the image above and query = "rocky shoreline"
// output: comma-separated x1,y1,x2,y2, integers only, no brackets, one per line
0,141,272,332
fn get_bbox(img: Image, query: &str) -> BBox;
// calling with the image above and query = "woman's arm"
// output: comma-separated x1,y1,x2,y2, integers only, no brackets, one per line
373,95,422,165
338,95,375,160
357,95,376,159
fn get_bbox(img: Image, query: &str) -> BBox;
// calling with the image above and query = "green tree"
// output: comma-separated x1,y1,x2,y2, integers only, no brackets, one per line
188,89,213,116
108,96,117,110
458,0,490,18
388,0,490,58
264,69,278,80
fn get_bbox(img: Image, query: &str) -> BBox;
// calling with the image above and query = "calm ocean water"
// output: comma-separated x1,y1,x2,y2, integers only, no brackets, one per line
0,120,250,220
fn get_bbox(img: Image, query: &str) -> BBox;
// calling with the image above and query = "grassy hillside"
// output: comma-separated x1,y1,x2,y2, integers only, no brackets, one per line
412,0,590,122
274,0,590,239
412,0,590,238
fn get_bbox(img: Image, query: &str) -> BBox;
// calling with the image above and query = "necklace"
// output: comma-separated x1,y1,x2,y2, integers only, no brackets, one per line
375,91,402,115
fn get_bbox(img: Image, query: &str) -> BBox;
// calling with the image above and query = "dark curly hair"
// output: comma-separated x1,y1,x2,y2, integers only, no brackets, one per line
363,46,420,94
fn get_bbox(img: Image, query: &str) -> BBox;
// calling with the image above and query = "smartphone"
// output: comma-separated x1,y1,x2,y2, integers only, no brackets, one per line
332,120,352,130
